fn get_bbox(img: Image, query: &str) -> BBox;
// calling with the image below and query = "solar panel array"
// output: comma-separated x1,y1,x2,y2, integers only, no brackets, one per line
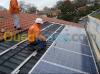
29,25,98,74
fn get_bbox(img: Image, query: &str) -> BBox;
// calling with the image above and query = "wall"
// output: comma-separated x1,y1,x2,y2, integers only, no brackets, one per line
87,15,100,72
87,15,100,50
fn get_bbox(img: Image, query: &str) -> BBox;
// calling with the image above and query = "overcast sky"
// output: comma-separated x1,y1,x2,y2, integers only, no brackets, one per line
0,0,63,10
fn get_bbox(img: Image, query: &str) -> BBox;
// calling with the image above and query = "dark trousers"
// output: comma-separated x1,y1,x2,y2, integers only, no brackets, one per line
29,39,46,49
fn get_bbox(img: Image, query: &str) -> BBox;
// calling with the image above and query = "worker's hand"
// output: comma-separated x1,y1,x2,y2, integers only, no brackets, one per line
38,34,46,41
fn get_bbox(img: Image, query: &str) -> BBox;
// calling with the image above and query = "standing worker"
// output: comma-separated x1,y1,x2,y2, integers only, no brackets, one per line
28,18,46,50
9,0,21,30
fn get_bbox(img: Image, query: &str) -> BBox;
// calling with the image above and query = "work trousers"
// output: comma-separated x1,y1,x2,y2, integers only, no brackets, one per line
12,14,20,28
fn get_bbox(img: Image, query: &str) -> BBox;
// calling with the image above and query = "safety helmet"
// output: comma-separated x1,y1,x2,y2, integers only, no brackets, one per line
35,18,43,24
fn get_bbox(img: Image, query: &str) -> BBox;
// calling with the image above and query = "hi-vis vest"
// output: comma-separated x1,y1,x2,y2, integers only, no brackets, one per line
28,23,40,43
9,0,20,14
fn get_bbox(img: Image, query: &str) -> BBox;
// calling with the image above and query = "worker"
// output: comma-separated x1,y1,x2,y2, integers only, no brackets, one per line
28,18,46,50
9,0,21,30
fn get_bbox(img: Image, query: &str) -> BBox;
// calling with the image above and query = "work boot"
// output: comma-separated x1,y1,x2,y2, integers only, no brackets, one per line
36,40,46,49
28,41,38,51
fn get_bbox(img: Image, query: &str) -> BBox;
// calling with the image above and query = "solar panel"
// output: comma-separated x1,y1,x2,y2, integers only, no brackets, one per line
42,47,96,74
29,25,98,74
57,25,89,45
31,61,80,74
54,41,92,56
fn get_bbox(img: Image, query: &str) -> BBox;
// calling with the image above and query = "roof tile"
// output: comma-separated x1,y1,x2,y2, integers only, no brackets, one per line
0,10,83,41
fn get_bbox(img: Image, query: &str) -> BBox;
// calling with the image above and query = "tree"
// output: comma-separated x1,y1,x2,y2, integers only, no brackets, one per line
56,0,77,21
27,5,37,13
76,0,88,6
19,1,26,12
19,1,37,13
43,7,50,12
51,0,100,22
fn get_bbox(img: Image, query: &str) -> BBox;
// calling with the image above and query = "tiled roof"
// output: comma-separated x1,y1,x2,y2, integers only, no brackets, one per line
0,10,84,41
41,16,84,28
0,10,35,40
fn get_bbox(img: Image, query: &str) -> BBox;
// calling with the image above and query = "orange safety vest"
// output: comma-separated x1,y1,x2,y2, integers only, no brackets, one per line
28,23,41,43
9,0,20,14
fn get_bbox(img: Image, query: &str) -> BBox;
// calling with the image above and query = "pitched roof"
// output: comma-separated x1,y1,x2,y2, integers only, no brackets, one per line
0,10,84,41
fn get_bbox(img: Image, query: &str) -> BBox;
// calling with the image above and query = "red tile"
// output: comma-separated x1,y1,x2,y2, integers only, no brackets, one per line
0,10,83,41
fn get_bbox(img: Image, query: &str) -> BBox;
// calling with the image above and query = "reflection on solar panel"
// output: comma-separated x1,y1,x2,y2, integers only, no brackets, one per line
29,25,98,74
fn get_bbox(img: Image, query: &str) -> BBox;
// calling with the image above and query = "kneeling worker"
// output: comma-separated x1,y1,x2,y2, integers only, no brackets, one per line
28,18,46,50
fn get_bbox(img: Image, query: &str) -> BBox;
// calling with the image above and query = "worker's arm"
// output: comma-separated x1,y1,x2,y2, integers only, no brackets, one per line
38,33,46,41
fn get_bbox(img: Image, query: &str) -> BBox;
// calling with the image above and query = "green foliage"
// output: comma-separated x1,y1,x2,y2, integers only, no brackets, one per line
27,6,37,14
55,0,100,22
19,1,37,13
57,0,77,22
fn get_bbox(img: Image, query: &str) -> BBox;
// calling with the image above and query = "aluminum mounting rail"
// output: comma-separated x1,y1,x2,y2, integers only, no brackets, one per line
11,25,63,74
0,24,54,56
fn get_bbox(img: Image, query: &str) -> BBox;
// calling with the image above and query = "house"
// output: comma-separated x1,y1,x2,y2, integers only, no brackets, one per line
0,10,99,74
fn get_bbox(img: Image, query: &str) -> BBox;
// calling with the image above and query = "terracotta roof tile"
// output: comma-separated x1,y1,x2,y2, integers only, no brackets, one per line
0,10,83,41
40,16,84,28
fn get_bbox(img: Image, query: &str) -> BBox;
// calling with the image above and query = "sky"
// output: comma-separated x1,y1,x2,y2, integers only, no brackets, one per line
0,0,63,10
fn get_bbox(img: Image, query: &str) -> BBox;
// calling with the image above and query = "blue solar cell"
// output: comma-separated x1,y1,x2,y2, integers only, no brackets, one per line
31,61,79,74
81,37,89,45
43,47,97,74
60,26,89,46
30,26,98,74
55,40,92,56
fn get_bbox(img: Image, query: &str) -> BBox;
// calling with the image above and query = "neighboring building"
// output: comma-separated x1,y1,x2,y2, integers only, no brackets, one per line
37,8,61,18
49,8,61,17
0,6,6,11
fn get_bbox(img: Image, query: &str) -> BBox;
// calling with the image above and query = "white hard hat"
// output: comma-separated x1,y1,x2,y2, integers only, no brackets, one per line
35,18,43,24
